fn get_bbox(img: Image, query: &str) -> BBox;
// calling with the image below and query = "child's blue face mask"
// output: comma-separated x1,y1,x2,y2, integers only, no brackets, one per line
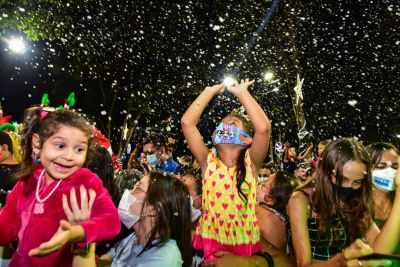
212,123,250,147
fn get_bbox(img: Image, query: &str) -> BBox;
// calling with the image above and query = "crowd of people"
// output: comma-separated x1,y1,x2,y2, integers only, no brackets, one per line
0,79,399,267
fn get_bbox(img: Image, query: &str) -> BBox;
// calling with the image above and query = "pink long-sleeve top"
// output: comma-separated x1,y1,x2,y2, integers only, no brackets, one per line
0,167,121,267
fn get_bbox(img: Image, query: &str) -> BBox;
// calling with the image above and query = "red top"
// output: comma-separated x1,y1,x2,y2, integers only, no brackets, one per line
0,167,121,267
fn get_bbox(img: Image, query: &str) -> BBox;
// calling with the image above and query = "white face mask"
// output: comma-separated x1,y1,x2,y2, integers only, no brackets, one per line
118,189,144,229
372,167,397,192
190,195,202,222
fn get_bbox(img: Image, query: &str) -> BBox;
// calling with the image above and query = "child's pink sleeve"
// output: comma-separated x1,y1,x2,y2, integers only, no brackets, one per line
76,171,121,246
0,181,23,246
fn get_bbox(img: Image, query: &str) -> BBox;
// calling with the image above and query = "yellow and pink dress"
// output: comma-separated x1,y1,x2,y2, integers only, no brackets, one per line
193,148,260,261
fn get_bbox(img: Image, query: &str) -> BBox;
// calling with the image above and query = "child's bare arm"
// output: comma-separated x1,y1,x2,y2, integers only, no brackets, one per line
298,144,314,161
283,142,290,163
181,83,224,171
228,79,271,169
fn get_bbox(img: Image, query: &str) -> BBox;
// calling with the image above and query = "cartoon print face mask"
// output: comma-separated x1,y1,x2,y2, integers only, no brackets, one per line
212,123,249,147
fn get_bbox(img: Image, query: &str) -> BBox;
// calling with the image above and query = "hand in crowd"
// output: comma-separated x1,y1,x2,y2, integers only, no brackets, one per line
28,220,84,256
28,185,96,256
205,83,225,95
284,141,290,148
306,143,314,152
227,78,255,96
342,239,393,267
63,185,96,224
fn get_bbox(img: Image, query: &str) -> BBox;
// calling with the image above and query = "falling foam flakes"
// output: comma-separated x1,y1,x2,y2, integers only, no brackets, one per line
348,100,357,106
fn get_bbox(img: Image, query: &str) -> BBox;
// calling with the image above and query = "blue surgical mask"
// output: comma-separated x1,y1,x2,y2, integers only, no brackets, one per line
146,153,159,167
372,167,397,192
212,123,250,147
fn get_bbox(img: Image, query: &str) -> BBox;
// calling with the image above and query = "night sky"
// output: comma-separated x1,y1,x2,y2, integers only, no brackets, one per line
0,0,399,155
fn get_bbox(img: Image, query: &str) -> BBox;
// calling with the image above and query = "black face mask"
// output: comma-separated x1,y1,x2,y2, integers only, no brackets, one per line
333,184,362,201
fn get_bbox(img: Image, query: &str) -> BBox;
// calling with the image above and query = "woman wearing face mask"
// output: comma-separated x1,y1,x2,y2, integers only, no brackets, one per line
287,138,400,266
100,171,192,267
178,167,203,224
367,142,399,253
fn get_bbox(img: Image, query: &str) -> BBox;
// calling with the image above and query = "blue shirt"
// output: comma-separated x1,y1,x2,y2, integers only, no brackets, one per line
109,233,183,267
158,157,180,173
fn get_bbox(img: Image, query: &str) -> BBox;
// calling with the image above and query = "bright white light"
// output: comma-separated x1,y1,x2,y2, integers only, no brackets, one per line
272,88,279,92
223,76,236,87
264,72,274,80
396,134,400,138
9,38,26,53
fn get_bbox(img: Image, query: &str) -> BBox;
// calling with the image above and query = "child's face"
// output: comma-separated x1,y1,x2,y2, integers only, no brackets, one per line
179,174,197,195
39,125,89,181
373,149,398,171
213,115,250,146
294,167,307,180
332,160,366,190
222,116,246,132
288,147,297,157
318,143,326,157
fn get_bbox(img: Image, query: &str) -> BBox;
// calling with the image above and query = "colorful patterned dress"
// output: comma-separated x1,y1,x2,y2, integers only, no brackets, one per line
193,148,260,261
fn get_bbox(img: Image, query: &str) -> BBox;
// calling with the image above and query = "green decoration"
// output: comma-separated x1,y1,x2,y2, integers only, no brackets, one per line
0,123,16,132
41,94,50,106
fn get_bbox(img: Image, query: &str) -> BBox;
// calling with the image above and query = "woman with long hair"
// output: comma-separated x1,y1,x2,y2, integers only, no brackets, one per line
288,138,400,266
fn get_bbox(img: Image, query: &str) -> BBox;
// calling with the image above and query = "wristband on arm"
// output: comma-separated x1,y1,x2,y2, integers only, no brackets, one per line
71,243,95,256
252,251,274,267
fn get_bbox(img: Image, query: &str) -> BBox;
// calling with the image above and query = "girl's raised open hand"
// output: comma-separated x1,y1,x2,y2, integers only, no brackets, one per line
63,185,96,225
343,239,393,267
28,220,83,256
227,78,255,96
205,83,225,95
28,185,95,257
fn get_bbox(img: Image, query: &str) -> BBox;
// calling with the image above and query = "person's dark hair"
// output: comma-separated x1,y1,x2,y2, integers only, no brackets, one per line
268,171,299,215
18,107,93,179
0,131,13,154
367,142,399,202
183,166,202,196
311,138,373,243
367,142,398,167
225,113,254,207
115,168,143,192
145,133,165,150
263,162,279,173
140,172,192,267
86,145,120,204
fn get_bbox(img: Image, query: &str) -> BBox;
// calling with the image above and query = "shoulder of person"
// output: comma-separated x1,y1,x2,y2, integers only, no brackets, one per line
288,191,311,210
70,168,105,191
154,239,182,262
72,168,101,181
